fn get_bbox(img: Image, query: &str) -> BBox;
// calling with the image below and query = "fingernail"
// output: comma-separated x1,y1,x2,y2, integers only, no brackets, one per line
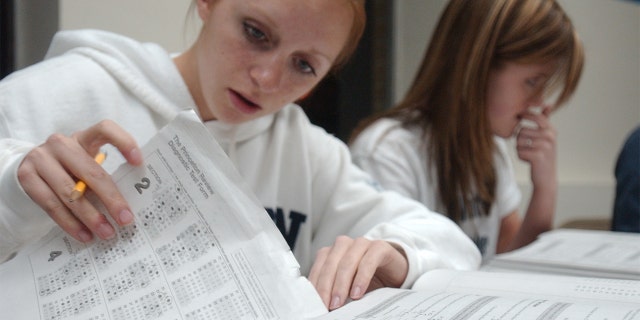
351,285,362,298
98,223,115,239
77,230,93,242
330,296,341,310
120,209,134,225
129,148,143,164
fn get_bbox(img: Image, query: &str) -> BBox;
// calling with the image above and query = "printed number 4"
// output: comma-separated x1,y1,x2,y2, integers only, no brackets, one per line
135,177,151,194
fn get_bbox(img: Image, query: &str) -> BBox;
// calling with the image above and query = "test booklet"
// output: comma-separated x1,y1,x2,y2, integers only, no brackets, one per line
484,228,640,280
0,110,327,320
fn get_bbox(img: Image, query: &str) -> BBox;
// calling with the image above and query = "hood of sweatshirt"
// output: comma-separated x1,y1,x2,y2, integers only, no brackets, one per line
202,104,293,161
203,111,277,144
45,29,195,122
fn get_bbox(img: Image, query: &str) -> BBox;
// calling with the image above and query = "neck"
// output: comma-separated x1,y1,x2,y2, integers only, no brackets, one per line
173,46,213,121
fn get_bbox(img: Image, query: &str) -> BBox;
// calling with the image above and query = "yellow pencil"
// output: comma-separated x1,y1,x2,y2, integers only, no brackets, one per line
70,152,107,202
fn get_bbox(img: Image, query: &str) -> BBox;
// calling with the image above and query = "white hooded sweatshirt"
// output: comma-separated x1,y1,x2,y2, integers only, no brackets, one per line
350,118,522,263
0,30,480,287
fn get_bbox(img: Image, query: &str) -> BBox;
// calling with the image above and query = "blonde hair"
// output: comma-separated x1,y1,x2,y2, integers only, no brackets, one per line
352,0,584,222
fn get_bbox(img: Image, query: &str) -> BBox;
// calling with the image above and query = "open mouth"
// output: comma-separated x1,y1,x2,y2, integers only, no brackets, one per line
229,89,261,114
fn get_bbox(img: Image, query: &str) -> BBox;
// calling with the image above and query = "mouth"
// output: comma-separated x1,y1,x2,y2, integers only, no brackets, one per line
228,89,262,115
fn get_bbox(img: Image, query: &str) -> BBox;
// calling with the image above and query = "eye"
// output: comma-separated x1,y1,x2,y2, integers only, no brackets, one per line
293,57,316,76
526,78,540,88
243,21,267,44
526,75,549,90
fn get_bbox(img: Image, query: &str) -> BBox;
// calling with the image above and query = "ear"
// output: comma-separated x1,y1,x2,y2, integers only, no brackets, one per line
196,0,214,21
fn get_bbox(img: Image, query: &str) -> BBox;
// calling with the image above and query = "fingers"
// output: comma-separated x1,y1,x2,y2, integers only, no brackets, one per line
516,124,556,152
64,123,138,227
516,108,558,187
74,120,143,166
518,107,550,129
516,125,555,165
325,237,370,309
308,236,408,311
309,236,353,309
63,146,135,229
345,240,394,297
18,152,96,242
516,128,540,150
516,106,556,152
17,120,141,244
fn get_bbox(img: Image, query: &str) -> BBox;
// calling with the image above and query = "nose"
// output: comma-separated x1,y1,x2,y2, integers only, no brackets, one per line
528,91,545,107
249,55,284,93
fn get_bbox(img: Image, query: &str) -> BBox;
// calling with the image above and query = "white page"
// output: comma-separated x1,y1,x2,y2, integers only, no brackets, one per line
315,288,640,319
486,229,640,279
415,269,640,307
314,270,640,320
0,110,327,320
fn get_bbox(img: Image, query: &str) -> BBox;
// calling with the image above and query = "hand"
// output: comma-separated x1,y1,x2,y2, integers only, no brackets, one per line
513,106,557,247
17,120,143,243
516,106,557,187
308,236,408,311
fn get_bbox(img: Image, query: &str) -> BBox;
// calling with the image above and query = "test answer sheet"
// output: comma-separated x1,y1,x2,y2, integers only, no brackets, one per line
0,111,327,320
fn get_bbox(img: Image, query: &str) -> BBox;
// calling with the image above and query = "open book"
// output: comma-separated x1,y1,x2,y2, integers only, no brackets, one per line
315,269,640,319
483,228,640,280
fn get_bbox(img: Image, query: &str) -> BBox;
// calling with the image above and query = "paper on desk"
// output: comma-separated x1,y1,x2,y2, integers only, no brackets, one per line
0,110,327,320
485,228,640,280
314,269,640,319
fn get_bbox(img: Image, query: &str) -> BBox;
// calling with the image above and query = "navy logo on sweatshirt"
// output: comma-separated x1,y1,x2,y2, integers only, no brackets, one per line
265,207,307,250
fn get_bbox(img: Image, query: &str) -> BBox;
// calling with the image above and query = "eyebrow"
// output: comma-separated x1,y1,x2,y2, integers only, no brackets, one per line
244,1,335,68
306,49,332,66
244,2,278,31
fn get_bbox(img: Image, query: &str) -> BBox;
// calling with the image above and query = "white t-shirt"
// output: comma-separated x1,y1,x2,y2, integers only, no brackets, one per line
350,118,522,262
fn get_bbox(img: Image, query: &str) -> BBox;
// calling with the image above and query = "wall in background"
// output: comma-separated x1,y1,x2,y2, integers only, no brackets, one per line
393,0,640,227
1,0,58,77
60,0,198,54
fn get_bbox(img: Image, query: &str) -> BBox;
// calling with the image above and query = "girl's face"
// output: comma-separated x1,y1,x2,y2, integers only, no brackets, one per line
181,0,354,123
486,62,556,138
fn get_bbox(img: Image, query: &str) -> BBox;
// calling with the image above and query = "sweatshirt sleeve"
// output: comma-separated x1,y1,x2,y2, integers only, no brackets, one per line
362,196,482,288
309,128,481,288
0,139,55,263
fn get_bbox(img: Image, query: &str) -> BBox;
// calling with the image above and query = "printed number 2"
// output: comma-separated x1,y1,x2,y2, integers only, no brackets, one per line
135,177,151,194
